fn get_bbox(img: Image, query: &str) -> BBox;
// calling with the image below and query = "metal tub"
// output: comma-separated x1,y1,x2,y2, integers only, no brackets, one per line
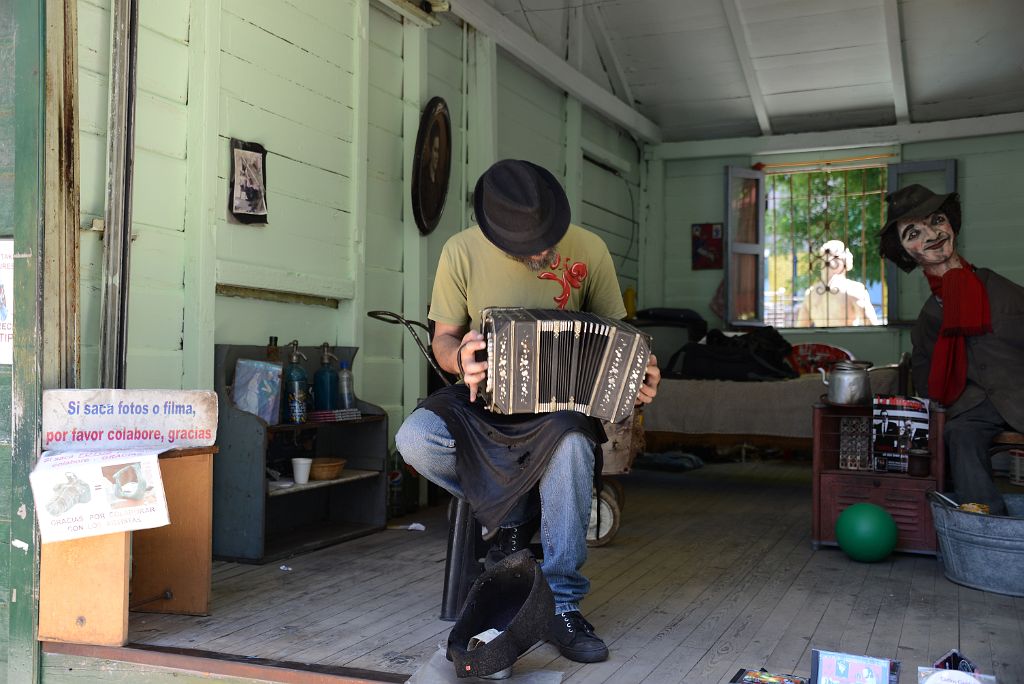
928,493,1024,596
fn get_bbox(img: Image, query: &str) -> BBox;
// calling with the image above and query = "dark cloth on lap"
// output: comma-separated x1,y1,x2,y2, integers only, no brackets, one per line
420,384,605,538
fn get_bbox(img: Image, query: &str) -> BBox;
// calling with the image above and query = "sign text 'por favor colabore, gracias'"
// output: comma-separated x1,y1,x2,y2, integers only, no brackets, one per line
42,389,218,451
32,389,218,543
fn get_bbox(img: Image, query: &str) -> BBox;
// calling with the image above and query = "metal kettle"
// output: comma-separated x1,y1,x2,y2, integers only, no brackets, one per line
818,360,872,405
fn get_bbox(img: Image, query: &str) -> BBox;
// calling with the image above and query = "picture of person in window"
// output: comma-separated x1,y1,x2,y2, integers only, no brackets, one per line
795,239,880,327
880,184,1024,514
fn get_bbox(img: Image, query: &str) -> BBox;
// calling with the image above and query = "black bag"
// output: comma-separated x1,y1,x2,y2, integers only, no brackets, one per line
676,327,797,381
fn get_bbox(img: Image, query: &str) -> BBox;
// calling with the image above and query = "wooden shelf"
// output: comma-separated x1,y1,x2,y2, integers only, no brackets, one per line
267,468,378,497
266,415,386,433
213,344,388,564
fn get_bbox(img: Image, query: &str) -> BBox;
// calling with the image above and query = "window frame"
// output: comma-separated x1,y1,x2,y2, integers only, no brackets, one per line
724,165,766,328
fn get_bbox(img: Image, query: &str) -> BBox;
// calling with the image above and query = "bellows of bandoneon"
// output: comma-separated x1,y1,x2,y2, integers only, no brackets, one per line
480,308,652,423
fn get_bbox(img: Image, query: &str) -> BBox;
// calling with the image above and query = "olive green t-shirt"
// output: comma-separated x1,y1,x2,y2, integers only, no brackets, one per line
430,224,627,333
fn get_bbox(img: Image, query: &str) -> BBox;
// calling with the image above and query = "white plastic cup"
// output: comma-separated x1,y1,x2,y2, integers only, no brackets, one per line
292,458,313,485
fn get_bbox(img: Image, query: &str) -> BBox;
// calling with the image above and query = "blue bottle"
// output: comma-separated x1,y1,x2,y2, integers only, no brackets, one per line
282,340,309,424
313,343,339,411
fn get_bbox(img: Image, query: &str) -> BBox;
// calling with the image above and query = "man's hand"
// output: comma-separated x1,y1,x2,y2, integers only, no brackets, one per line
635,353,660,405
457,330,488,402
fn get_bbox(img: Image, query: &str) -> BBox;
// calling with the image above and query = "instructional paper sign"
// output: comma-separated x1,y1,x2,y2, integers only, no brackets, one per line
42,389,218,452
30,449,169,543
0,239,13,364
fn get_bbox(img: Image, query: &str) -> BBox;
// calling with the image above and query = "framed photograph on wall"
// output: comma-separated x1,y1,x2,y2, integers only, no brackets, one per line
229,138,269,224
692,222,723,270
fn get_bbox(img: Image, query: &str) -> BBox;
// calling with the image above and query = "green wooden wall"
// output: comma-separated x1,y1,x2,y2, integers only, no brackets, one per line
78,0,191,389
653,132,1024,363
361,4,407,434
497,55,566,190
212,0,358,353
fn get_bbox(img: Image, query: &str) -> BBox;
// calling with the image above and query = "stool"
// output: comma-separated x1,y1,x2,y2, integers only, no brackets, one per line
440,498,483,621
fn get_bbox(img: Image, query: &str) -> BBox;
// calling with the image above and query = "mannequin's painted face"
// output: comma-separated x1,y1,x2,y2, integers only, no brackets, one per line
897,212,956,268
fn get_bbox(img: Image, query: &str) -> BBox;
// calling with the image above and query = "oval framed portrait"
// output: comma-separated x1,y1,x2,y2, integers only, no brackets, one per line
411,96,452,236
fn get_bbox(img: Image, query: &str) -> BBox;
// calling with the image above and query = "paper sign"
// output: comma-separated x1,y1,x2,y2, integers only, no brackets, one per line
30,449,169,543
42,389,218,452
0,239,13,364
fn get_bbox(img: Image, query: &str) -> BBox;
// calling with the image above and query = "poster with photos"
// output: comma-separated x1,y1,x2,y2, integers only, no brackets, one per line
872,395,929,473
229,138,269,224
692,222,723,270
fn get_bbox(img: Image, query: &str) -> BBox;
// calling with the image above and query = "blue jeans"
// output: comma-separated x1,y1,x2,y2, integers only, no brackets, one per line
396,407,594,614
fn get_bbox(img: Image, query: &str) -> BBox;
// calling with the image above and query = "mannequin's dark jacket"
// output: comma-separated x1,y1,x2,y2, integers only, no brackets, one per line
911,267,1024,430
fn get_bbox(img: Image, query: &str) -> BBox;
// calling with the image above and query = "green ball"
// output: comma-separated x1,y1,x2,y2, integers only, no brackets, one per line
835,503,898,562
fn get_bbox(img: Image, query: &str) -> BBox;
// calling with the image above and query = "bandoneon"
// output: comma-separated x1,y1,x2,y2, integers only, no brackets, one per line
480,308,652,423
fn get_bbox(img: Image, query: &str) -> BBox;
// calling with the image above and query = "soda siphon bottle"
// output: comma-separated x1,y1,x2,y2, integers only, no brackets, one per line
313,343,339,411
282,340,309,424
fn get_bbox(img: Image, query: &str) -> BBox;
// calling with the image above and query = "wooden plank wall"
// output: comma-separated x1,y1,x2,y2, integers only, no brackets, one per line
496,55,567,192
77,0,191,389
360,5,406,433
580,109,642,294
212,0,357,349
424,17,467,291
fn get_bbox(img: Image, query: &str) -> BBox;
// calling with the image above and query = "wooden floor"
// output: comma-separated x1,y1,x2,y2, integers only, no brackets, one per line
129,462,1024,683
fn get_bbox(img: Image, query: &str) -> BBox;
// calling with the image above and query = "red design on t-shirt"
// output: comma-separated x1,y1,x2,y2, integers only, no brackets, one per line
538,254,588,308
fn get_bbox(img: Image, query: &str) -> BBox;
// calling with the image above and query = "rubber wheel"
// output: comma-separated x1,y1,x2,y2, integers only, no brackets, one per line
602,478,626,512
587,488,621,547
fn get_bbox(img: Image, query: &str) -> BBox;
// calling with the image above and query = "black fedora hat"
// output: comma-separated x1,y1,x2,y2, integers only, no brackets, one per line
474,159,570,257
878,184,960,272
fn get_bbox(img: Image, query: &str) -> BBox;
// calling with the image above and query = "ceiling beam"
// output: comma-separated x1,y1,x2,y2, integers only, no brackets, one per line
721,0,771,136
882,0,910,124
649,112,1024,159
448,0,663,143
583,4,633,107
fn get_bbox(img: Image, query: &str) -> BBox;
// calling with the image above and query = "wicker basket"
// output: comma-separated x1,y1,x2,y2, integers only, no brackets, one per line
309,457,346,481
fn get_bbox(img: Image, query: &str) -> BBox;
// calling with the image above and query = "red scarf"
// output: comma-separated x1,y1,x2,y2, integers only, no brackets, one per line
923,258,992,405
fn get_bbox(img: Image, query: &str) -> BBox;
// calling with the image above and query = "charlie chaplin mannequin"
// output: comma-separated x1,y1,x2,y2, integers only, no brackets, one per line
879,184,1024,514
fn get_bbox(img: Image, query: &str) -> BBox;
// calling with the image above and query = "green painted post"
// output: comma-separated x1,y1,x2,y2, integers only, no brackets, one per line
10,0,44,680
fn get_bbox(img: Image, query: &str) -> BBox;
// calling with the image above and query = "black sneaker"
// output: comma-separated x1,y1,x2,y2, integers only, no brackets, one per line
483,518,539,571
547,610,609,663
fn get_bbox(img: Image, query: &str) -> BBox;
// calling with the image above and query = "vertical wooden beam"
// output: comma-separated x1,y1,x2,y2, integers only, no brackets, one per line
98,0,139,389
346,0,370,381
42,0,79,390
10,0,44,678
402,24,428,416
182,0,222,390
468,31,497,188
638,157,664,308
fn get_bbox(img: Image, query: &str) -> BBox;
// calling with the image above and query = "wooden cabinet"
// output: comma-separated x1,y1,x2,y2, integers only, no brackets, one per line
811,401,945,555
212,344,387,563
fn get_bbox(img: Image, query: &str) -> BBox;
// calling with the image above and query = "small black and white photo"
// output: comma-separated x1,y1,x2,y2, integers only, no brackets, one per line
229,139,269,224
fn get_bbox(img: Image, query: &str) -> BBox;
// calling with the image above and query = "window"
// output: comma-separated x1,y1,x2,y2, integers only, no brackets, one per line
763,166,888,329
